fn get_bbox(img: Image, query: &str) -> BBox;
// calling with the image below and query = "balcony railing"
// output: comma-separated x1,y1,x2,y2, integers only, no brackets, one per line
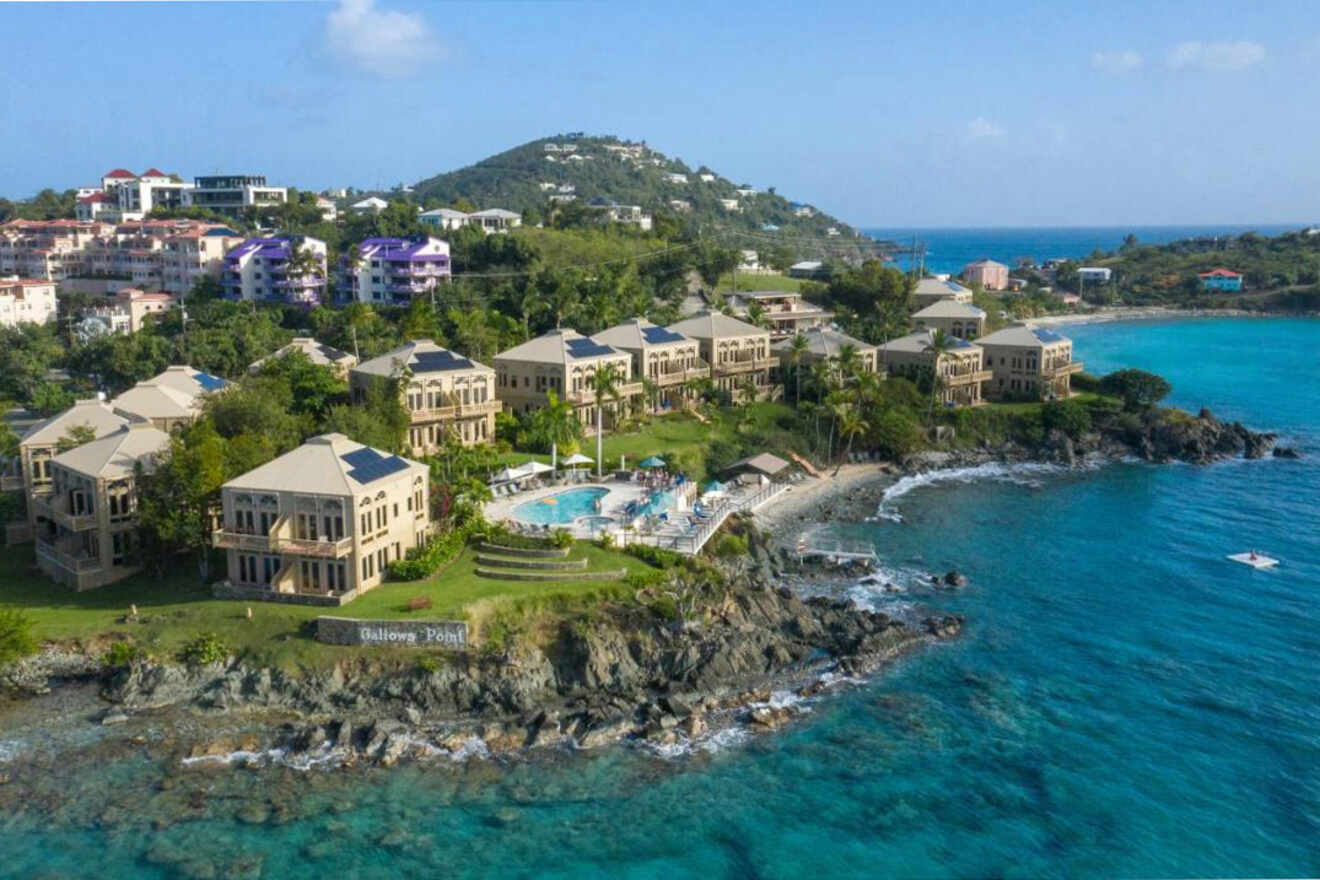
31,495,98,531
0,474,24,492
713,356,777,376
945,369,995,386
1042,361,1083,378
212,527,352,558
35,540,102,573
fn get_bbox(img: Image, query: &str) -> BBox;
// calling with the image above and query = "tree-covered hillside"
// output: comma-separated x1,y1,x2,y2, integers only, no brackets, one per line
409,134,878,261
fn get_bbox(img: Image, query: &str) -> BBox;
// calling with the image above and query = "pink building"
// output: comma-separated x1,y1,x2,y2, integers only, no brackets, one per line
962,259,1010,291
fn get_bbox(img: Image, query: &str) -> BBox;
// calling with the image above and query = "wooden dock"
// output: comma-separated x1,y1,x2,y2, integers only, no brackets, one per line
795,535,878,564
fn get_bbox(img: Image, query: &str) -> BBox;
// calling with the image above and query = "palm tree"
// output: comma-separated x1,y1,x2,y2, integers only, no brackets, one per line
787,333,809,403
640,376,661,415
511,286,546,339
921,329,955,424
745,302,768,329
587,363,622,477
832,342,862,386
834,404,870,475
530,390,581,465
283,243,322,305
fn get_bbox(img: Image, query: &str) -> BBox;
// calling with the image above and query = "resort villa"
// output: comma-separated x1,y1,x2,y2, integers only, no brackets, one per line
339,236,451,305
418,208,523,234
110,365,228,433
79,288,175,335
212,434,431,603
912,300,987,339
1198,268,1244,292
771,325,877,376
494,329,641,431
725,290,833,341
594,318,708,413
877,330,992,407
250,337,358,379
0,277,57,328
911,277,975,309
221,235,327,305
962,259,1010,291
666,310,780,402
33,422,170,591
976,325,1082,400
184,174,288,215
350,340,498,454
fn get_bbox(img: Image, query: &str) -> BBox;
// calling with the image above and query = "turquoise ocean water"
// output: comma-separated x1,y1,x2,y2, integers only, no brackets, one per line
861,225,1300,275
3,317,1319,878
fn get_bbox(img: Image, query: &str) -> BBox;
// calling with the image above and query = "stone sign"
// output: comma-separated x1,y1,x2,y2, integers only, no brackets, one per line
316,616,467,649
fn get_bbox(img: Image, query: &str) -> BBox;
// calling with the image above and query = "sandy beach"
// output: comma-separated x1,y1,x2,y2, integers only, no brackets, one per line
1030,306,1261,326
752,463,897,545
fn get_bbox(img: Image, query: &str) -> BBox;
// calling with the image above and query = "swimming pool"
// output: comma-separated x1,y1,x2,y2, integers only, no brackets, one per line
511,487,609,525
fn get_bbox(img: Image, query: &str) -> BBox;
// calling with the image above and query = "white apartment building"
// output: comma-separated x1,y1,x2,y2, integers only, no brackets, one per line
0,277,57,328
185,175,288,214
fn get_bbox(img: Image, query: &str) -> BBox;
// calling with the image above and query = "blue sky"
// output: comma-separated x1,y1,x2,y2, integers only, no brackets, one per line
1,0,1317,227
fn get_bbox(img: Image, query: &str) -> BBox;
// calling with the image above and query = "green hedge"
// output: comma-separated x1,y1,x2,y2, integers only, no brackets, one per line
623,544,683,569
388,522,481,581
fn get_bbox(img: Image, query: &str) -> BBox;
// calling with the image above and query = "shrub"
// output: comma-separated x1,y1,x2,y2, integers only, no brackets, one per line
647,596,680,622
387,521,476,581
1070,371,1102,393
624,544,683,569
596,531,616,550
179,633,228,667
1041,399,1092,439
0,608,37,667
712,533,748,559
869,410,924,459
549,528,575,549
623,569,665,590
1099,369,1172,411
101,639,144,669
405,596,433,612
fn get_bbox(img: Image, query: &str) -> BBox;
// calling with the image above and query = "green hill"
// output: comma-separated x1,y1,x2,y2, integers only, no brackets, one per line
409,134,877,260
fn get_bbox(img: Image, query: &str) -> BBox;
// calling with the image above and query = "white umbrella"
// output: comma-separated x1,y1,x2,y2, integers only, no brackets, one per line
560,453,594,467
490,467,520,484
518,461,555,477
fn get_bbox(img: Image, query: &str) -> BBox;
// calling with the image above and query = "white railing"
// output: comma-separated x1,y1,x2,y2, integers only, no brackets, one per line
626,480,787,555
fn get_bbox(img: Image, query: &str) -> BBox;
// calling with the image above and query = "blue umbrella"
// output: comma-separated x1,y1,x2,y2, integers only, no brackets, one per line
639,456,666,469
704,479,725,493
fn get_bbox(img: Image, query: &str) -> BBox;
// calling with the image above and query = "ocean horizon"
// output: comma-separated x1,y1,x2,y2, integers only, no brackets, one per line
859,224,1305,275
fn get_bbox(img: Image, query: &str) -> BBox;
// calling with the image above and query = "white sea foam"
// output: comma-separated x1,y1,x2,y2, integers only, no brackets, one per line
442,735,490,762
874,461,1084,521
0,740,22,764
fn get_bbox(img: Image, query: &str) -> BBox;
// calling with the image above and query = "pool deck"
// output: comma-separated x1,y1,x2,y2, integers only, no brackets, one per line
485,479,668,539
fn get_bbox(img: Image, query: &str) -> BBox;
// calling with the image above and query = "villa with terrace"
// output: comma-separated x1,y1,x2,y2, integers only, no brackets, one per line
666,310,781,402
877,329,993,407
339,236,451,304
976,324,1082,400
493,329,641,431
110,365,226,433
350,340,498,454
912,300,987,339
221,235,327,305
725,290,833,342
911,277,974,309
593,318,708,413
771,325,877,376
212,434,430,604
33,422,170,591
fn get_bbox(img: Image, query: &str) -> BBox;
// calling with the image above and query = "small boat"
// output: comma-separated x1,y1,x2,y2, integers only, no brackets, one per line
1227,551,1279,570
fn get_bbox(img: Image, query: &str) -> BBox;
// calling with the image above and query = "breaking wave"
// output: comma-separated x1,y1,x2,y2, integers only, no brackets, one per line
874,461,1094,522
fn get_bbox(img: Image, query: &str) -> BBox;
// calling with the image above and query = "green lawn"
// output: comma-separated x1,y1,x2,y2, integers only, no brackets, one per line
498,404,796,484
0,540,651,670
713,271,804,293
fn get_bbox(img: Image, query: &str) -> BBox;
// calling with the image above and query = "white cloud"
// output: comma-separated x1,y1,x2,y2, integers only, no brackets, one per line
1091,50,1143,74
325,0,440,77
967,117,1005,139
1167,40,1265,72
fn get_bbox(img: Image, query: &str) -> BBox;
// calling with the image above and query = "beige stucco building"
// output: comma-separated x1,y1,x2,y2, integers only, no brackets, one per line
350,339,498,454
976,324,1083,400
772,325,878,376
494,329,641,431
877,330,992,407
911,277,974,309
912,300,987,340
962,259,1010,291
251,336,358,379
725,291,833,342
666,310,780,402
213,434,430,603
593,318,707,413
33,422,169,591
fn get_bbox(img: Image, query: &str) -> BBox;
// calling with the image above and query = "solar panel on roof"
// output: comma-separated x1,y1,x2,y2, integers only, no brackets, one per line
951,337,974,349
411,350,474,372
565,338,614,359
641,326,684,344
1033,329,1066,343
193,372,227,391
341,447,410,484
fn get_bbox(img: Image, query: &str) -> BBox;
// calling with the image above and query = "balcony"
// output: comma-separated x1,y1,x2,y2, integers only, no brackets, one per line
35,540,102,573
409,397,500,423
31,495,98,531
651,359,709,385
945,369,995,387
1042,361,1083,378
211,527,353,559
713,355,777,377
